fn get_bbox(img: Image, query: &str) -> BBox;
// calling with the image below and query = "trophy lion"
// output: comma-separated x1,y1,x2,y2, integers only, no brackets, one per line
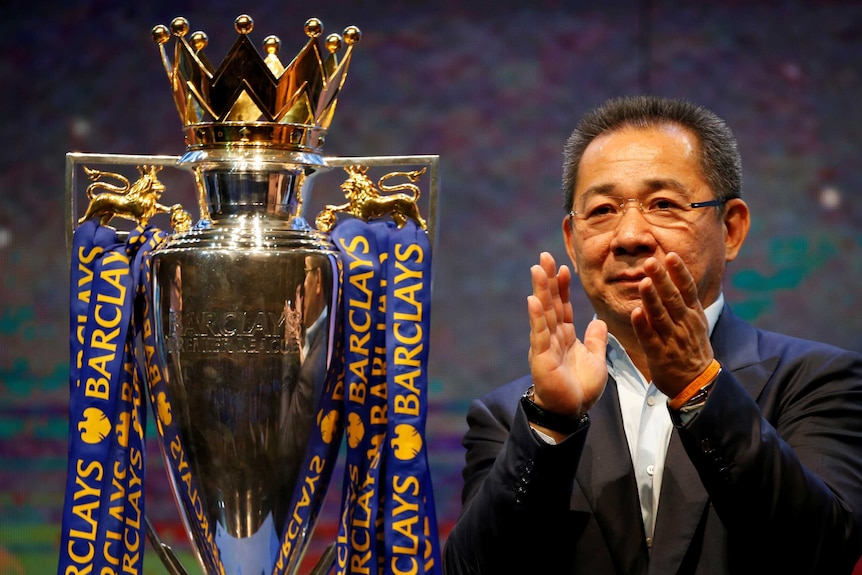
78,164,181,228
315,165,428,232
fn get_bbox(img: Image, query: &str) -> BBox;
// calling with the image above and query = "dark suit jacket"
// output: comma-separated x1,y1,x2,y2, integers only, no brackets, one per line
444,308,862,574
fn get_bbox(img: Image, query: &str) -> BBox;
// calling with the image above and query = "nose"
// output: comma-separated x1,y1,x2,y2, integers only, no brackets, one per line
609,203,657,256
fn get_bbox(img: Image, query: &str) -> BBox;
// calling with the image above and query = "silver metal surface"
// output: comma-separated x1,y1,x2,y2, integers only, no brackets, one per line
149,156,341,575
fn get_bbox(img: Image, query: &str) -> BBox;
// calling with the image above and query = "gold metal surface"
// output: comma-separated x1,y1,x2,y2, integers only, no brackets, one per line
151,14,361,152
315,165,428,232
76,164,189,229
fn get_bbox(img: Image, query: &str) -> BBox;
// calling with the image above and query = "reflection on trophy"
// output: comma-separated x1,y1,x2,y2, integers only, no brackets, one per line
146,14,359,575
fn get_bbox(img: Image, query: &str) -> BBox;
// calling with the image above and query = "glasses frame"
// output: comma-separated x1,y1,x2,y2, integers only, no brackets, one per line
568,197,728,230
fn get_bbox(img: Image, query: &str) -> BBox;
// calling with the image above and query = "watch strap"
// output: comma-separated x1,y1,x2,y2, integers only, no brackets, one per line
520,385,589,435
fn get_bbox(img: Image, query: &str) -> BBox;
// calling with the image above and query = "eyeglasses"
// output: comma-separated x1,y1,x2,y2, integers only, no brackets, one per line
569,195,727,233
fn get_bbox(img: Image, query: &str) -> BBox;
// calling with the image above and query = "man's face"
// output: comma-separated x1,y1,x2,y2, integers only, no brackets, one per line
563,124,748,334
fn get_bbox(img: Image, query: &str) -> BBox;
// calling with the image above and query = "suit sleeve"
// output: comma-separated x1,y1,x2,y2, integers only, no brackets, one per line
675,346,862,573
443,388,589,574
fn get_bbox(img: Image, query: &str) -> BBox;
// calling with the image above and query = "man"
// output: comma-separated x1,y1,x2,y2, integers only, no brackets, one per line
443,96,862,574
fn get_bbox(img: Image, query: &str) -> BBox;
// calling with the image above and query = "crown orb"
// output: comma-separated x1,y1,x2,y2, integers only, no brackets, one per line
263,35,280,55
305,18,323,39
152,25,171,45
190,31,208,52
325,34,342,54
170,17,190,37
235,15,254,35
343,26,362,45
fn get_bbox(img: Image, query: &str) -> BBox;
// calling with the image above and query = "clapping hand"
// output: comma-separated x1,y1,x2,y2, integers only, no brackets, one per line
527,252,609,418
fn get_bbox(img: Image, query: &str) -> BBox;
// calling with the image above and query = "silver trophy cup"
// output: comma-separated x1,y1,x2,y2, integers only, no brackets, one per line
146,15,357,574
148,155,341,575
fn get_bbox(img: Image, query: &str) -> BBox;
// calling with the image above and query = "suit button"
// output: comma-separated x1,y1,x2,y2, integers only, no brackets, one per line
514,484,528,503
701,438,715,454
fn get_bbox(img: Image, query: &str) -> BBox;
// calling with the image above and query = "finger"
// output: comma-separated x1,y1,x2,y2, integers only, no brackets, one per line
643,257,688,323
557,264,574,325
530,263,558,333
665,252,701,309
636,274,672,335
540,252,567,325
527,294,551,355
533,252,568,331
582,318,609,358
631,304,656,343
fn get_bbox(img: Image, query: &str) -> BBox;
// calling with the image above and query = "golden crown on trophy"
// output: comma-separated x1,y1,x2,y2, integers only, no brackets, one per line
151,15,361,152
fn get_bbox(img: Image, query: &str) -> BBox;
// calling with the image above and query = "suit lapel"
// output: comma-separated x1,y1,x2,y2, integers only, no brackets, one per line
711,307,777,401
647,430,708,574
575,378,650,575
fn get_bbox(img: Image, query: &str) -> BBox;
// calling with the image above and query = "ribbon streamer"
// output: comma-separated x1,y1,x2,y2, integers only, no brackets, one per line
332,219,441,575
59,222,160,575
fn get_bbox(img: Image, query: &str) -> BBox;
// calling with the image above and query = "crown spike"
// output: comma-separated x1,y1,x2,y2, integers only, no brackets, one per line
314,27,361,128
343,26,361,45
154,14,359,154
262,36,285,76
152,25,172,76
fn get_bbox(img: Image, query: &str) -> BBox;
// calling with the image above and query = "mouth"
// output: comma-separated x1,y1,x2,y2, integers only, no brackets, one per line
609,271,646,285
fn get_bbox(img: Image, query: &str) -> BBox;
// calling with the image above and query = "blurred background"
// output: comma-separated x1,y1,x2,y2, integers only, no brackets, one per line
2,0,862,572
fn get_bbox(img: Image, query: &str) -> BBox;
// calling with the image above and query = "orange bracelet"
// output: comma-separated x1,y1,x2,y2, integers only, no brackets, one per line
668,359,721,411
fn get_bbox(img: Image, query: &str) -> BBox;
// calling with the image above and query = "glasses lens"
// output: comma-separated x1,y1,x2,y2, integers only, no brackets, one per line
577,196,624,231
576,194,702,231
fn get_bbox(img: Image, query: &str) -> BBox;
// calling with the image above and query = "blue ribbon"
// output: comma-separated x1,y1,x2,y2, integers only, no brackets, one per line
331,220,393,575
59,222,159,575
331,219,441,575
383,221,440,575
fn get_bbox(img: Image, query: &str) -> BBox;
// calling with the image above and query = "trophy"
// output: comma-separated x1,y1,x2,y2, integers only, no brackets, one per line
60,13,441,575
142,15,365,575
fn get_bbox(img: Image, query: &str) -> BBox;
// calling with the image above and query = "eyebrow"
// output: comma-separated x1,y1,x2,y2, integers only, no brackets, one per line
645,178,689,195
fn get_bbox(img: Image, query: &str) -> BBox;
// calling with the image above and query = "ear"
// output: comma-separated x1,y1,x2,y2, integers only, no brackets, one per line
722,198,750,262
562,215,579,274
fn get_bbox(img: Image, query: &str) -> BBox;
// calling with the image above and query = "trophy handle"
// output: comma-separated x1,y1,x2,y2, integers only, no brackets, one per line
145,516,190,575
308,543,338,575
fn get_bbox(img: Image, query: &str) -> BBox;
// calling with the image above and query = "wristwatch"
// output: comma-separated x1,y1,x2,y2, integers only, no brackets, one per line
520,386,589,434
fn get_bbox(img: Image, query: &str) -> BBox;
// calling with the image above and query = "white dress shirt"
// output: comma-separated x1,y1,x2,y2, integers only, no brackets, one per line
607,294,723,548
